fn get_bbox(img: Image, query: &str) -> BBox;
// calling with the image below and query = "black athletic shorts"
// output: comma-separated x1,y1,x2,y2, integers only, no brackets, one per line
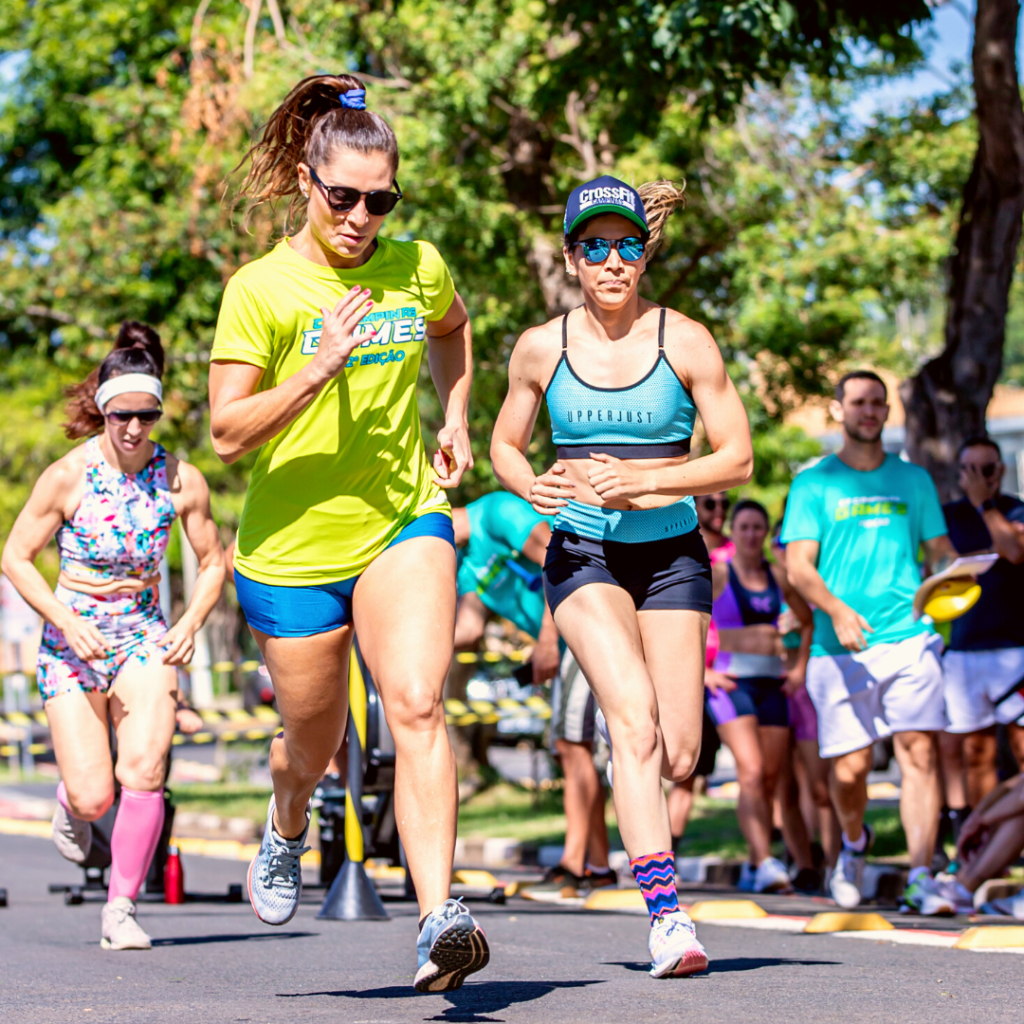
543,528,712,615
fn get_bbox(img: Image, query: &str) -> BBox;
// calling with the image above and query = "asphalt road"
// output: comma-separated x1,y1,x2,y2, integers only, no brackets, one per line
1,832,1021,1024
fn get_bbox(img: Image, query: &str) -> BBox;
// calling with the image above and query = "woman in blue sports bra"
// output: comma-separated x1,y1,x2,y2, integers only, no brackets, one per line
705,499,813,893
492,175,753,978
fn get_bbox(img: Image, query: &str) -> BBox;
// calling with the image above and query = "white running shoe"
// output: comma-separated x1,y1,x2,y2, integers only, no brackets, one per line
648,911,708,978
101,897,152,950
414,898,490,992
829,847,866,909
754,856,793,894
52,801,92,864
899,873,956,916
932,874,974,915
595,707,613,788
246,795,310,926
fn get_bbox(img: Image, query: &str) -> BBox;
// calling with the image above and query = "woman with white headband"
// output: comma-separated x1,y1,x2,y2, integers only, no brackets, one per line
1,321,225,951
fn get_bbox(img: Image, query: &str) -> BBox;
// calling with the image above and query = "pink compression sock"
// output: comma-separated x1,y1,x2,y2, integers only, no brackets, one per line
57,780,72,813
107,788,165,901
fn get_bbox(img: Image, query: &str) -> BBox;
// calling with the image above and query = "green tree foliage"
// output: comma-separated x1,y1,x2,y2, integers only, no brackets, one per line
0,0,959,548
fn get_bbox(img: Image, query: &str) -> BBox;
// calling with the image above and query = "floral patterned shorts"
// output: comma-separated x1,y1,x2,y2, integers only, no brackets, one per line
37,585,168,701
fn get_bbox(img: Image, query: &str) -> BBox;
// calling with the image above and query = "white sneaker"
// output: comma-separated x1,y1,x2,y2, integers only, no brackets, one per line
246,795,310,926
932,874,974,914
899,872,956,916
415,898,490,992
754,856,793,894
101,897,151,950
648,911,708,978
829,847,866,909
52,801,92,864
595,708,613,788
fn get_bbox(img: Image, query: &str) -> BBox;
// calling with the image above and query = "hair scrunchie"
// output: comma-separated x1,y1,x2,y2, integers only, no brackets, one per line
339,88,366,110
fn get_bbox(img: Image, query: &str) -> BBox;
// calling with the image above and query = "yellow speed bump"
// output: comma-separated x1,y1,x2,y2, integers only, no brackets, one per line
805,912,894,933
452,869,500,889
584,888,647,911
688,899,767,921
953,926,1024,950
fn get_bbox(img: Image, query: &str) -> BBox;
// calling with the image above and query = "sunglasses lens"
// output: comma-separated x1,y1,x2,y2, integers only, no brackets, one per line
981,464,997,477
581,240,611,262
619,239,645,261
364,191,401,216
327,187,361,211
108,410,161,425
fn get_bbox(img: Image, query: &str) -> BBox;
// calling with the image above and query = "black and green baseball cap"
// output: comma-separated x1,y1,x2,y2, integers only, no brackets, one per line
563,175,649,240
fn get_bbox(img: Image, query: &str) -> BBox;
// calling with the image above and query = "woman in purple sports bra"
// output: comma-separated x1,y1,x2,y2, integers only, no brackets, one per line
705,499,812,893
1,323,225,951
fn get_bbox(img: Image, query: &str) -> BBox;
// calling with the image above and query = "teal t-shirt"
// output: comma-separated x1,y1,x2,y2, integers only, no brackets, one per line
456,492,547,638
780,453,947,656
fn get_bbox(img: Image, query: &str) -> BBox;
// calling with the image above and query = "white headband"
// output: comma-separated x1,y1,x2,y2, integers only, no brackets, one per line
95,373,163,412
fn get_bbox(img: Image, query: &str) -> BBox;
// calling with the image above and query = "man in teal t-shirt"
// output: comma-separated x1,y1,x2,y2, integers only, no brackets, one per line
782,370,958,917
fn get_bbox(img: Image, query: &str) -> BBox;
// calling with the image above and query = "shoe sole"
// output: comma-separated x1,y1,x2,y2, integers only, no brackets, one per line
414,918,490,993
246,855,299,926
651,948,708,978
901,895,956,917
519,889,582,904
100,938,151,950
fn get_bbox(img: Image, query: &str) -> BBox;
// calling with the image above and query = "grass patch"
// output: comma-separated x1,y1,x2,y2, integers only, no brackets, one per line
171,782,272,822
457,782,909,861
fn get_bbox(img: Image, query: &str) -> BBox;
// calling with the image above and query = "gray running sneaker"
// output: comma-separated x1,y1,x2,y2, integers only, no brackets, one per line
414,898,489,992
52,801,92,865
101,897,152,950
829,824,874,910
246,795,310,926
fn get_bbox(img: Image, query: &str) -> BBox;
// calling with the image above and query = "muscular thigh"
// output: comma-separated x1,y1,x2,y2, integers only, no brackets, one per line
109,661,179,784
254,625,353,741
46,688,113,788
353,537,456,710
553,583,656,726
637,608,707,766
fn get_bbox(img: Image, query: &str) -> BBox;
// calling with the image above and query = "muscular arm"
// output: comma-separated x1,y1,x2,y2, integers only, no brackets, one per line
161,460,226,665
0,460,87,637
209,286,375,463
981,508,1024,564
426,292,473,488
786,538,873,653
774,562,812,689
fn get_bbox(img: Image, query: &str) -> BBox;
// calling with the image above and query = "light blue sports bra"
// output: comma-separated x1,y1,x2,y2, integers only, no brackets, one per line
544,308,697,461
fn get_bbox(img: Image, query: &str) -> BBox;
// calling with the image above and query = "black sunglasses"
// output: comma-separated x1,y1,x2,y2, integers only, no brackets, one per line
106,409,162,425
308,167,402,215
702,497,730,512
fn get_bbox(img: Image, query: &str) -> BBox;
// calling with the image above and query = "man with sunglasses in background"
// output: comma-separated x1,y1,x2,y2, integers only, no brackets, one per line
942,438,1024,826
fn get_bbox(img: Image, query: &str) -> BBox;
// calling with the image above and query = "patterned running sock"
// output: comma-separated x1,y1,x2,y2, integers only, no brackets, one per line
630,851,680,925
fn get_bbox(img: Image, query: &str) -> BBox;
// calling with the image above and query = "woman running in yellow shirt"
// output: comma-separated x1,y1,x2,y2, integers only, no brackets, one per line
208,74,486,992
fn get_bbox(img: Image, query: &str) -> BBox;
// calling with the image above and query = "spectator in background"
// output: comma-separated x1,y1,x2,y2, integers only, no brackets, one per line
941,438,1024,833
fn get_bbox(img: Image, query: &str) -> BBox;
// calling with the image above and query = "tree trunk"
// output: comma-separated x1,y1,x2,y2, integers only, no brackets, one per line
901,0,1024,500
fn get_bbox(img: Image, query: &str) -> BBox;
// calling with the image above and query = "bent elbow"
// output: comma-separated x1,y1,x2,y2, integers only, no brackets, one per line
210,426,241,465
736,452,755,486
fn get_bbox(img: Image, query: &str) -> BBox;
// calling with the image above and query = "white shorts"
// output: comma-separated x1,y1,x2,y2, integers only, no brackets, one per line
550,649,596,745
806,630,947,758
942,647,1024,733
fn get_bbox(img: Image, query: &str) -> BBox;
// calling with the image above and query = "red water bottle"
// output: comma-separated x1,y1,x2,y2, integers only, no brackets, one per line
164,843,185,904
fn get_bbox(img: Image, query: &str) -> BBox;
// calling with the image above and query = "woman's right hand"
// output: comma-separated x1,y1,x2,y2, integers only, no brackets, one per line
57,611,108,662
704,668,736,694
529,463,575,515
309,287,375,383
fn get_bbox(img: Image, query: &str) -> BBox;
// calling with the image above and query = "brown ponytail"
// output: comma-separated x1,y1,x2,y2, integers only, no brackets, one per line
638,180,686,259
63,321,165,439
236,74,400,226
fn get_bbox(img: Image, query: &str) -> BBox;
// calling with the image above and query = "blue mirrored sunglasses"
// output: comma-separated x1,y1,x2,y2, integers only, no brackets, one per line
573,236,645,263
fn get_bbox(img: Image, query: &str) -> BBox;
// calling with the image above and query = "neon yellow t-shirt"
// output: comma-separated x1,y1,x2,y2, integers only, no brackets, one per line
212,236,456,585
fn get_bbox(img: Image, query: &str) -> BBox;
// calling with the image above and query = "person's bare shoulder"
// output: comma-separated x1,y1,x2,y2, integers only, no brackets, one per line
510,317,563,387
26,444,89,517
165,454,210,508
660,308,723,387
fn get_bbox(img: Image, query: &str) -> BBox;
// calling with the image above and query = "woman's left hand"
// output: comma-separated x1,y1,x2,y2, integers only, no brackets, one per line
160,622,196,666
781,666,806,696
434,419,473,488
587,453,653,501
